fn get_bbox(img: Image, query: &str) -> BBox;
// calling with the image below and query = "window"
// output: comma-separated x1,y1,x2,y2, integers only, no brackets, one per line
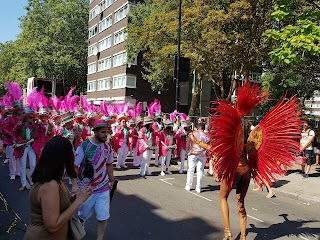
114,28,127,45
87,81,97,92
88,25,98,39
113,51,127,67
97,78,111,90
112,74,136,89
99,0,113,11
98,35,112,52
87,62,96,74
88,44,98,57
99,14,112,33
114,4,129,23
89,6,99,21
98,57,112,71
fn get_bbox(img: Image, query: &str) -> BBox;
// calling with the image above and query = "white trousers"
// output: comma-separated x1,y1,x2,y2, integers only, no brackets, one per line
8,145,20,177
140,150,152,175
154,147,159,164
186,155,206,189
180,149,186,172
160,150,172,171
116,143,129,167
133,143,141,166
20,146,36,187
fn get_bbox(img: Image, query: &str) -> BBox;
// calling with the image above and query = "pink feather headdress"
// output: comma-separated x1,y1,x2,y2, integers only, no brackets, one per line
49,95,62,112
4,82,23,101
135,102,143,116
147,99,159,116
170,110,179,122
38,87,49,108
27,87,40,111
100,101,109,117
2,93,13,107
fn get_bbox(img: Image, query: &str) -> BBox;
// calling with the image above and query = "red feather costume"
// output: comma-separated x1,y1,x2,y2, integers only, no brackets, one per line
208,81,303,190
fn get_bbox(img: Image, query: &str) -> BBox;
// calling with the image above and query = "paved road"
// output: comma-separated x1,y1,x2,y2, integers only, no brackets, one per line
0,158,319,240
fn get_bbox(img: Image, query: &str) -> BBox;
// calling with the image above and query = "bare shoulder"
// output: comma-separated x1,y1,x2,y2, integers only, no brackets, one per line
39,180,59,194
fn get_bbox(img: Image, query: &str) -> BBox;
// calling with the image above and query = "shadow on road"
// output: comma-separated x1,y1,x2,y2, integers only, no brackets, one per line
83,190,220,240
247,213,320,240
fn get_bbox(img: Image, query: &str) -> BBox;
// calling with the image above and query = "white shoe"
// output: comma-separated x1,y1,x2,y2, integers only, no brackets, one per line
165,171,172,175
146,171,151,176
116,166,121,169
10,175,15,180
121,164,128,169
195,187,201,193
179,170,184,174
3,159,9,164
185,185,191,191
160,171,165,176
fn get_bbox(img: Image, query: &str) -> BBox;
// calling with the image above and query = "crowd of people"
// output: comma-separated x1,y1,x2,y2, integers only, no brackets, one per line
0,81,313,240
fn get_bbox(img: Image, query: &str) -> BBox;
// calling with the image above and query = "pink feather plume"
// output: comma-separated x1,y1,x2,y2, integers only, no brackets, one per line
2,93,13,107
170,110,179,122
38,87,49,108
27,88,40,111
4,82,23,101
49,95,62,111
135,102,143,116
180,113,188,121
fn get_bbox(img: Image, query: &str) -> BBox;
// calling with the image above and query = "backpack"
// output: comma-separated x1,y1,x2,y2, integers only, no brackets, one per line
308,130,319,148
78,141,95,182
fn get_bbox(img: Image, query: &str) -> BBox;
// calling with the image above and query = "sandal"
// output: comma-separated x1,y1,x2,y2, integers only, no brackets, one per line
223,228,232,240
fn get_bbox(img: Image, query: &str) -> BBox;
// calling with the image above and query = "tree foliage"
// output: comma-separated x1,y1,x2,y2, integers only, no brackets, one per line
0,0,89,94
127,0,274,114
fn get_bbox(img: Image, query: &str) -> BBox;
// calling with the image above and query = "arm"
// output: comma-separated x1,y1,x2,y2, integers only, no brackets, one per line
39,180,92,233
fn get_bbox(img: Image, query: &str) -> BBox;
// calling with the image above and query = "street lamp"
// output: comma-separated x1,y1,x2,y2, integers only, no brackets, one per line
175,0,182,111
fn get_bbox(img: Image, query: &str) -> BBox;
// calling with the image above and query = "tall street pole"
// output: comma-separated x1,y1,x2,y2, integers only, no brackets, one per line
176,0,182,111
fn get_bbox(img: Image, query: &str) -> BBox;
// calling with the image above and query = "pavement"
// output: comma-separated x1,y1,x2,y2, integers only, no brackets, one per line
268,163,320,204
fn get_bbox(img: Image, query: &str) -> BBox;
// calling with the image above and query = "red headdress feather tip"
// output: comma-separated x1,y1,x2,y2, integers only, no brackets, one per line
236,81,270,117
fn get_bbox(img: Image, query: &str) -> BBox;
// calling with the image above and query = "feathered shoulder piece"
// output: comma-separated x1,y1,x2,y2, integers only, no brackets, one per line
237,81,270,117
4,82,23,101
247,95,303,187
208,100,243,190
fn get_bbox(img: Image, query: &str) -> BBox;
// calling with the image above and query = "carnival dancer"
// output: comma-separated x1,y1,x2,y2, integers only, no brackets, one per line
138,116,157,177
128,118,136,157
13,107,38,191
152,100,162,167
158,120,176,176
207,81,302,240
60,112,77,148
33,107,55,160
3,104,22,180
72,119,115,240
49,95,63,134
114,113,130,169
74,112,86,149
3,82,24,180
131,116,144,167
175,116,192,174
184,121,209,192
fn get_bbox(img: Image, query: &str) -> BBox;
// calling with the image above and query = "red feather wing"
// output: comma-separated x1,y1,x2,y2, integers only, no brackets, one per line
208,100,243,190
248,96,303,186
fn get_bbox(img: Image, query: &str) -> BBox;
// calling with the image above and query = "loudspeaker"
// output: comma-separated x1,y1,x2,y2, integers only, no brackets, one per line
179,81,189,105
174,56,190,82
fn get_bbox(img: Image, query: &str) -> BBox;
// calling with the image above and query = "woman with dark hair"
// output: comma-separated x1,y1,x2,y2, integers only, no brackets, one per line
24,136,92,240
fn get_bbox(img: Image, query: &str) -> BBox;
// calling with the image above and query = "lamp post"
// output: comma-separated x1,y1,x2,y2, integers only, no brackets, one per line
175,0,182,111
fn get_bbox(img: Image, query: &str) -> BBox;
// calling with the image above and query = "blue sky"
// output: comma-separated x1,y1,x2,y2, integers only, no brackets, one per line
0,1,28,43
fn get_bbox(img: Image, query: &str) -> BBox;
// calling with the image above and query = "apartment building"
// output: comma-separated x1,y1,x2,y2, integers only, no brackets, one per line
304,90,320,120
86,0,175,112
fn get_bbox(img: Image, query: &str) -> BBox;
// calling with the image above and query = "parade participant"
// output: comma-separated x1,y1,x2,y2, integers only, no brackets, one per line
13,107,38,191
175,116,192,174
128,118,136,157
60,112,77,148
207,82,302,239
49,95,63,134
74,112,86,149
184,121,209,192
152,99,162,167
73,119,114,240
159,120,176,176
132,116,144,167
82,113,99,141
24,136,92,240
300,120,315,178
138,116,157,177
3,105,22,180
114,113,130,169
33,107,55,160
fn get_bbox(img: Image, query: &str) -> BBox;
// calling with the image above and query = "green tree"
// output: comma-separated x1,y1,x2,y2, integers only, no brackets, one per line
127,0,274,115
0,0,89,94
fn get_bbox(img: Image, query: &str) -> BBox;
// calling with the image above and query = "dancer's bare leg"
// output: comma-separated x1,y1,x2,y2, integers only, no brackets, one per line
220,179,232,239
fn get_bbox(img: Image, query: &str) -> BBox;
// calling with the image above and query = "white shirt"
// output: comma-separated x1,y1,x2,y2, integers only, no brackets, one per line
301,129,315,150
